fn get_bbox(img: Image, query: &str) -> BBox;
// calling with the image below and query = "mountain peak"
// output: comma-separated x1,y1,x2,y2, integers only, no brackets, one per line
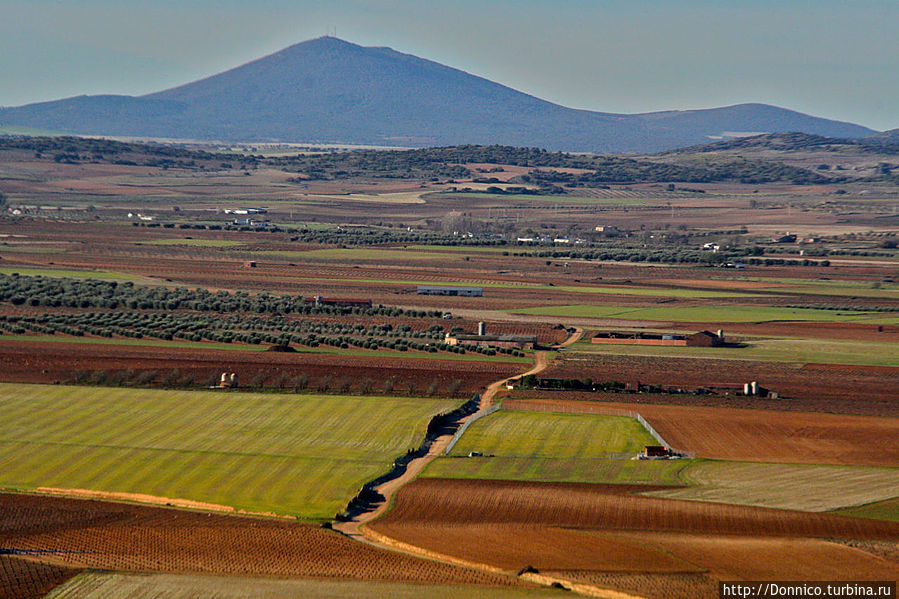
0,36,878,152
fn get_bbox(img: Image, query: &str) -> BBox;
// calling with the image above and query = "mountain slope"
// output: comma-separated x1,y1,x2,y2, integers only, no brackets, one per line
0,37,878,152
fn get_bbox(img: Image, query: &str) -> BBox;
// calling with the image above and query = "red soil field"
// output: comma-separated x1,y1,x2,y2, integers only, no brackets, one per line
542,354,899,416
0,339,522,396
503,398,899,467
371,479,899,594
0,556,81,599
0,493,523,588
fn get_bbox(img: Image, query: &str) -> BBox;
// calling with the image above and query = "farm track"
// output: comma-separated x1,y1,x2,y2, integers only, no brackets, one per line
329,328,644,598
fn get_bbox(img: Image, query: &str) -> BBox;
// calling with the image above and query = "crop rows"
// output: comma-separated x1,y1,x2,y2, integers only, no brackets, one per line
0,312,525,357
2,494,521,588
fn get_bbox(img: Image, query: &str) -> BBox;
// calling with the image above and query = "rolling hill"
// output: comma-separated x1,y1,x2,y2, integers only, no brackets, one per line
0,36,878,153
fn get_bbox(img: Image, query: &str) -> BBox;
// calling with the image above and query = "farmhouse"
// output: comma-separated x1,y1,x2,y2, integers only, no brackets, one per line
417,286,483,297
303,296,373,308
444,321,535,349
592,330,724,347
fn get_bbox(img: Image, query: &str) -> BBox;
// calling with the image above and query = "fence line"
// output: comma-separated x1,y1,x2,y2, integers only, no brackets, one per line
444,400,497,455
499,399,693,457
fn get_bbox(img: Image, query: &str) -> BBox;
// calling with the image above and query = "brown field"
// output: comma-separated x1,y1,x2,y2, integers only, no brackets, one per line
0,338,521,395
540,353,899,416
1,493,523,588
0,556,81,599
371,478,899,596
501,398,899,467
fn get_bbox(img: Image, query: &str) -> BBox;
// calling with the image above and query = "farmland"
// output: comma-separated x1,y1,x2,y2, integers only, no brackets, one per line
499,399,899,467
2,493,524,588
573,337,899,367
2,135,899,597
0,383,457,518
424,409,691,485
370,478,899,588
47,573,561,599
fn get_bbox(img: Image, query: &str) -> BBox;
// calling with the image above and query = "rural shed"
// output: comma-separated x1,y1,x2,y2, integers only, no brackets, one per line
417,286,483,297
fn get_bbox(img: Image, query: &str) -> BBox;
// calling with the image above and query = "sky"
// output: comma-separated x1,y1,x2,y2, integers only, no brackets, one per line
1,0,896,131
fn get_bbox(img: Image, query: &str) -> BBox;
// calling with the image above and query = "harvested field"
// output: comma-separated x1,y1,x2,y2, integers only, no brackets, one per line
0,494,522,587
541,353,899,416
643,461,899,512
501,399,899,467
47,572,563,599
0,383,457,518
371,479,899,589
0,556,81,599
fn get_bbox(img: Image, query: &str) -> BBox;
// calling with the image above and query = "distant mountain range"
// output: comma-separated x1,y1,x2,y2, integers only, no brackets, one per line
0,37,881,153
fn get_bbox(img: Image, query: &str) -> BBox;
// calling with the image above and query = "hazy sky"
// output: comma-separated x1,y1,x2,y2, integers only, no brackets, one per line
1,0,896,131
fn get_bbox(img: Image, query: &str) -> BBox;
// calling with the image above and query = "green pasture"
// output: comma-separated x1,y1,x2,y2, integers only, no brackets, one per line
0,334,531,364
140,238,245,247
721,276,899,299
48,573,565,599
511,304,894,323
571,337,899,367
424,409,689,485
0,267,147,282
0,384,457,519
834,497,899,522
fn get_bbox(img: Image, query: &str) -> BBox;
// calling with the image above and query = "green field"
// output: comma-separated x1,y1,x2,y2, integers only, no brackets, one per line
512,304,893,323
642,461,899,512
0,267,146,281
48,573,563,599
834,497,899,522
141,238,245,247
572,337,899,367
424,409,689,485
0,384,457,519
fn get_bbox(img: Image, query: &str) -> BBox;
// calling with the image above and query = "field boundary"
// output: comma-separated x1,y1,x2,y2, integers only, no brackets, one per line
444,398,495,455
501,400,693,457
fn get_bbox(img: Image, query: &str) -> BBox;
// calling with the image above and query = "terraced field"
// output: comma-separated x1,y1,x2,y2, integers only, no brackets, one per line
0,383,457,518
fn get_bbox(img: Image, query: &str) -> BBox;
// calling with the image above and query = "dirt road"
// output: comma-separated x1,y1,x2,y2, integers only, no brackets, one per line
330,328,624,596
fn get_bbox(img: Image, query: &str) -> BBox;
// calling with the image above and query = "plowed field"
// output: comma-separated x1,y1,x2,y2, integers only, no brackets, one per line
1,493,521,587
501,399,899,467
0,339,521,395
371,479,899,594
542,353,899,416
0,556,81,599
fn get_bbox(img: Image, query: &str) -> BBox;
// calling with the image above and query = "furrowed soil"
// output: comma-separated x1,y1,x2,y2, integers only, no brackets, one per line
0,493,524,588
370,478,899,595
540,353,899,416
0,556,81,599
0,339,521,396
501,399,899,467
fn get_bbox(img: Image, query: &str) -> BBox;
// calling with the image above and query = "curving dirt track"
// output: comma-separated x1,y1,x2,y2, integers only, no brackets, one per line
333,331,582,578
